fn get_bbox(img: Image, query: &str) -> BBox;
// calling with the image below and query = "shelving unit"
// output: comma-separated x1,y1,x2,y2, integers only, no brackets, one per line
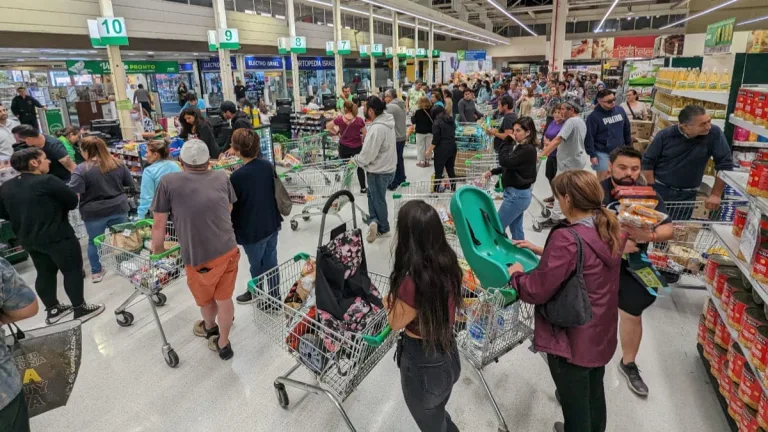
730,114,768,137
734,140,768,149
649,107,725,129
654,86,730,105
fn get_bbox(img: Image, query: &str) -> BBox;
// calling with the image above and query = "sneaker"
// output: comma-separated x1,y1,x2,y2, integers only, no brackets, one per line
45,304,73,325
553,422,565,432
193,320,220,339
236,291,257,305
91,271,106,283
367,222,378,243
619,361,649,397
376,231,391,239
208,335,234,360
544,196,555,203
538,218,560,229
360,188,368,194
73,303,105,322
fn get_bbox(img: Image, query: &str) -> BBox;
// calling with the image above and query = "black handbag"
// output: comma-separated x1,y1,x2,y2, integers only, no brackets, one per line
538,228,593,328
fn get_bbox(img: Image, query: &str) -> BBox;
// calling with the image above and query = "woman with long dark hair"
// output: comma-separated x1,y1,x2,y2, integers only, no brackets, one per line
177,81,188,108
426,106,458,191
508,170,622,432
388,200,463,432
179,107,219,159
326,100,367,193
430,89,444,109
55,125,84,163
69,136,137,282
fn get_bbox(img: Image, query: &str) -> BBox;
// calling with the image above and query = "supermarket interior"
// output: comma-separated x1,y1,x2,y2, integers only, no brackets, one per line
4,0,768,431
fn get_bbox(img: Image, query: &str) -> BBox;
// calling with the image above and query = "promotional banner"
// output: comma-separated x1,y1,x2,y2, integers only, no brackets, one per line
654,34,685,57
66,60,179,75
244,56,284,70
284,57,336,71
199,56,238,71
442,52,493,75
457,50,487,61
746,30,768,53
704,18,735,55
612,36,655,59
591,38,614,59
570,39,592,59
626,61,661,86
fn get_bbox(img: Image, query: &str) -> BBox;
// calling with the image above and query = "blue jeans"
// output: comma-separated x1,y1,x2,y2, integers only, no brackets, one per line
389,140,407,188
84,213,129,273
497,187,533,241
653,182,697,220
368,172,395,234
242,231,280,298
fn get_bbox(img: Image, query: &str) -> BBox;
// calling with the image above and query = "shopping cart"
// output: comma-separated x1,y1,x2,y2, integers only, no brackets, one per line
464,154,499,178
280,159,369,231
94,219,185,367
646,199,747,285
69,210,87,240
210,156,244,174
247,191,394,431
283,133,327,165
397,175,498,196
447,234,535,432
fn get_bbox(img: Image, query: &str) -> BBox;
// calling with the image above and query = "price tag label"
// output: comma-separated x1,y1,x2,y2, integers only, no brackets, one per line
122,229,132,237
325,41,335,55
740,203,761,264
290,36,307,54
207,30,218,51
97,17,128,46
337,40,351,55
372,44,384,57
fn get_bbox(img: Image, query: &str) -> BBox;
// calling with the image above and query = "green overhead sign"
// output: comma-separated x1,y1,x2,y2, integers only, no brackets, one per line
66,60,179,75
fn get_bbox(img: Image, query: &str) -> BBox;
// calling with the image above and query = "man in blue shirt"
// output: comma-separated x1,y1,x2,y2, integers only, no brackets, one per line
587,89,632,181
642,104,733,217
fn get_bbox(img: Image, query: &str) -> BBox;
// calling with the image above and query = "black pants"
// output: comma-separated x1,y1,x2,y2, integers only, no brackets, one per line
390,140,407,188
140,101,152,115
19,117,38,131
0,391,30,432
546,154,558,185
25,236,85,310
434,147,457,192
548,354,606,432
397,334,461,432
338,144,366,189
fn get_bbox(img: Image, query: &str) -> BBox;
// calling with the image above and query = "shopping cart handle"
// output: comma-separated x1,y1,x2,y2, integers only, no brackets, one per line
399,181,410,187
392,193,402,199
293,252,310,262
362,324,392,347
488,288,519,306
322,190,355,214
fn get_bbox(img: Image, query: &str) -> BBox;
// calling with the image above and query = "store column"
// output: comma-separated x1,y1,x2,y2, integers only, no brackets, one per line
334,0,343,94
414,18,419,82
427,23,434,86
213,0,235,103
287,0,301,112
392,12,399,95
98,0,133,139
549,0,567,76
369,3,377,95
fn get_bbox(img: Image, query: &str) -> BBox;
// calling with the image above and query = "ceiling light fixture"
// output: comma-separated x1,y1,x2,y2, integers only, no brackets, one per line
595,0,620,32
260,12,272,17
661,0,739,29
147,51,155,54
275,14,285,19
484,0,537,36
737,14,768,26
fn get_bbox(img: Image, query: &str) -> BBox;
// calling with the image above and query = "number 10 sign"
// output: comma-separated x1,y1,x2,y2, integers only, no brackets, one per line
97,17,128,46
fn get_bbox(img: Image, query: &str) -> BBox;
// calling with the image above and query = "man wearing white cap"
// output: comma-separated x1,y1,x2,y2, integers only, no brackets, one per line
150,139,240,361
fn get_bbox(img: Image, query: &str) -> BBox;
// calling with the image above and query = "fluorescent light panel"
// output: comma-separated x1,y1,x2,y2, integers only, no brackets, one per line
484,0,537,36
737,14,768,26
595,0,620,32
661,0,739,30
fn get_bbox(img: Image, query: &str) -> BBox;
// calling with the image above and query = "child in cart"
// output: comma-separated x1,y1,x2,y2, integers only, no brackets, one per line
387,200,463,432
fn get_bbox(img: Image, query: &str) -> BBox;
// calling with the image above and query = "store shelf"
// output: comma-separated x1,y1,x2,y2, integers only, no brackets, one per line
730,115,768,138
651,107,677,122
710,224,768,304
734,140,768,149
695,343,739,432
718,170,768,215
654,87,730,105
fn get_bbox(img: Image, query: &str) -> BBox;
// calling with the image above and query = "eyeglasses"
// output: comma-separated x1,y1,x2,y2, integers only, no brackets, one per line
601,99,616,104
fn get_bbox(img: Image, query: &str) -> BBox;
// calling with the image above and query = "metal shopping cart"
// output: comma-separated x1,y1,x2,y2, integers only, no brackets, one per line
281,159,369,231
210,156,244,174
646,199,748,285
247,191,394,431
397,175,498,196
283,133,327,165
94,219,185,367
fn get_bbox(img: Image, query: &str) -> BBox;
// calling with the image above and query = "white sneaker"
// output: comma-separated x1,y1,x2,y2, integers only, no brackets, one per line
376,231,391,239
91,271,106,283
367,222,378,243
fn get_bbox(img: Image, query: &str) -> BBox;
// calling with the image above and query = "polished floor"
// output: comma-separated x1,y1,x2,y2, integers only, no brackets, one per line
18,147,729,432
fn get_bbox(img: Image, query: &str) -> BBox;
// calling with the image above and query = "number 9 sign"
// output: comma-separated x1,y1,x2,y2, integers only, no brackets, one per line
218,28,240,49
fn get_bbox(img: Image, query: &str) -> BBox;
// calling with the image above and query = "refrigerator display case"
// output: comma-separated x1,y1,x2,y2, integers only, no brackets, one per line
254,124,275,165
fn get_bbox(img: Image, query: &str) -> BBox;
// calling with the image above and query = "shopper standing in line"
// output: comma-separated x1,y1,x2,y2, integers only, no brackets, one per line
176,81,188,108
70,137,137,283
451,83,465,117
426,106,458,191
0,257,38,432
430,90,445,109
234,78,247,102
457,88,481,123
383,89,407,190
151,139,239,360
0,103,19,157
509,170,622,432
0,148,104,324
220,100,252,154
483,117,538,241
387,200,462,432
587,89,632,181
486,95,518,153
55,125,85,163
327,100,367,193
179,107,220,159
443,89,454,116
336,85,353,111
12,124,76,182
517,87,536,117
132,83,153,115
10,87,44,130
137,140,181,219
411,97,434,168
620,90,648,121
542,106,566,205
227,129,282,305
406,81,426,114
181,92,207,114
354,96,396,243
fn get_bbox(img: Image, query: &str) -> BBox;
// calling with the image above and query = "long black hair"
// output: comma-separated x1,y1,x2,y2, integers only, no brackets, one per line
505,116,537,147
389,200,463,352
178,107,208,139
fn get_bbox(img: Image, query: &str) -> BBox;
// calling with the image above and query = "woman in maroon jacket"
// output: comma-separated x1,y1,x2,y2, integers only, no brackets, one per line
508,169,623,432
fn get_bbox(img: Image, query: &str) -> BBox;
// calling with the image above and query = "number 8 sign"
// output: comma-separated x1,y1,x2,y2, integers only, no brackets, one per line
218,28,240,49
96,17,129,46
290,36,307,54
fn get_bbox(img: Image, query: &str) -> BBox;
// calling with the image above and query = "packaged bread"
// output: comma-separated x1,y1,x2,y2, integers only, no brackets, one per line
619,211,657,227
612,186,656,199
619,198,659,209
626,205,668,224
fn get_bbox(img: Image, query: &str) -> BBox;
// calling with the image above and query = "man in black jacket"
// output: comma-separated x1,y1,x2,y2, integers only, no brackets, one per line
10,87,44,130
451,83,465,116
220,100,252,154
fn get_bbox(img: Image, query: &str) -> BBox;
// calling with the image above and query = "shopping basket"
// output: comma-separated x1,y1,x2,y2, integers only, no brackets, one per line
94,219,185,368
247,190,393,431
280,159,369,231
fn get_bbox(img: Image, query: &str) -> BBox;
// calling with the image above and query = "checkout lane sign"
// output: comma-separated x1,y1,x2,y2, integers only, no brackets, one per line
218,28,240,50
97,17,128,46
87,20,106,48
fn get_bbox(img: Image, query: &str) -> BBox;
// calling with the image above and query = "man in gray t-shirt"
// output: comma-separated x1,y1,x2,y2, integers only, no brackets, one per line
151,139,239,361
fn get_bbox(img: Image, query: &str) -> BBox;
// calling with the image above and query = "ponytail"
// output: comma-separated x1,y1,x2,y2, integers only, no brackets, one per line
594,207,621,256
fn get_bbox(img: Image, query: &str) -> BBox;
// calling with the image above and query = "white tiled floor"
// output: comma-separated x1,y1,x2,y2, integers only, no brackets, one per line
19,147,729,432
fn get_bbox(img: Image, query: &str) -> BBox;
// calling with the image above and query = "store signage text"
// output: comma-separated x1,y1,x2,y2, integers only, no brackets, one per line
199,56,238,71
66,60,179,75
244,56,284,70
457,50,486,61
284,57,336,71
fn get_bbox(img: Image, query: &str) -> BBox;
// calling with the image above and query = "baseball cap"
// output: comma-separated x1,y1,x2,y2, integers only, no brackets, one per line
180,139,210,166
564,99,583,113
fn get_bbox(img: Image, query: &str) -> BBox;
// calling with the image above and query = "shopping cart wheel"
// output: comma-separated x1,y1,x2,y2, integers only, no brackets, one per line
274,383,289,408
532,221,543,233
540,208,551,218
151,293,167,307
290,220,299,231
115,311,134,327
164,349,179,368
301,208,311,221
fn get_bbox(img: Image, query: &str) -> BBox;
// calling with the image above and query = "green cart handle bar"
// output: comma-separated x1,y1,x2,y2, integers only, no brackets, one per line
92,219,181,261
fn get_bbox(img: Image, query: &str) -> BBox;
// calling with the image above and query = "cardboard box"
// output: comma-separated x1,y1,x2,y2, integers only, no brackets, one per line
631,120,654,140
633,138,650,153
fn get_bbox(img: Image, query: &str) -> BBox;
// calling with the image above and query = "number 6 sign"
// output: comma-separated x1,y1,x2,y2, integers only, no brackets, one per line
96,17,128,46
218,28,240,49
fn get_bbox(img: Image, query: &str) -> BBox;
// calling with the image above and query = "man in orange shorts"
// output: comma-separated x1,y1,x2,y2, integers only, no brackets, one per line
151,139,239,360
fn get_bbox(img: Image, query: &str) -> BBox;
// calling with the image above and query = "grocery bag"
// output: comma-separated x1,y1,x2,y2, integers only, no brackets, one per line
5,320,82,417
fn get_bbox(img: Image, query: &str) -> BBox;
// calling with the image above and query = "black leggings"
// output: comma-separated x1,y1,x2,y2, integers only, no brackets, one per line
25,237,85,310
546,154,558,185
434,147,457,191
548,354,607,432
338,145,366,189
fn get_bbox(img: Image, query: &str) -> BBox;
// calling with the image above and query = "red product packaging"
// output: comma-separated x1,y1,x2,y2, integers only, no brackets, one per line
739,365,762,409
752,326,768,372
755,93,767,126
736,89,747,118
612,186,656,199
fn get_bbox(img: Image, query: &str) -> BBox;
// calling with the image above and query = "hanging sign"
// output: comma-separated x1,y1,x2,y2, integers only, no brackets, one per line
416,48,427,58
96,17,128,46
457,50,486,61
218,28,240,49
66,60,179,75
277,37,289,55
87,20,105,48
360,45,370,58
704,18,735,55
385,47,393,58
337,40,352,55
372,44,384,57
431,49,440,57
397,47,408,58
290,36,307,54
406,49,415,58
208,30,218,51
326,41,335,55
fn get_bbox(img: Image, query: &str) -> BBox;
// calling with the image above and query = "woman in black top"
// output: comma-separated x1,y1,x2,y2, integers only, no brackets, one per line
483,117,538,240
426,106,458,192
177,82,188,107
411,97,433,168
179,107,220,159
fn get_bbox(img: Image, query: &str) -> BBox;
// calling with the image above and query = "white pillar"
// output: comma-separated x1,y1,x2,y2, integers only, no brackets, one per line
334,0,343,96
235,54,246,88
392,12,399,96
414,18,419,82
213,0,235,103
369,3,377,95
549,0,568,76
428,23,434,86
98,0,134,139
287,0,301,112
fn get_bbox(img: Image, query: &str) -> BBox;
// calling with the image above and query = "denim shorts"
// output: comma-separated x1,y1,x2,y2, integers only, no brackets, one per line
591,151,610,171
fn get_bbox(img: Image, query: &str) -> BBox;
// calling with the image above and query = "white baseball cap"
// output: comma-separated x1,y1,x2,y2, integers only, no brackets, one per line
179,139,210,166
